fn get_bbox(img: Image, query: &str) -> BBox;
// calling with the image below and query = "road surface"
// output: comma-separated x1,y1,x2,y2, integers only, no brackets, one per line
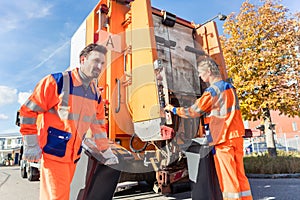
1,165,300,200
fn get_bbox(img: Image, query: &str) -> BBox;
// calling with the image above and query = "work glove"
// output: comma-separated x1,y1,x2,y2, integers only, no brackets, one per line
23,134,42,162
164,104,174,113
94,137,119,165
95,138,110,151
100,147,119,165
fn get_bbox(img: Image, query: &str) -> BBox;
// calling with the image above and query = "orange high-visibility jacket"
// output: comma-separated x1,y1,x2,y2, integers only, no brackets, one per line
175,80,245,145
20,68,107,163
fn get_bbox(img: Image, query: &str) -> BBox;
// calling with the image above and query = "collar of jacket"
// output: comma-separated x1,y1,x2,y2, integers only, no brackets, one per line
72,68,97,94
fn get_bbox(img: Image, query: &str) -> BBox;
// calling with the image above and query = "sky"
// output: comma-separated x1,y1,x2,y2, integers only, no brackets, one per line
0,0,299,134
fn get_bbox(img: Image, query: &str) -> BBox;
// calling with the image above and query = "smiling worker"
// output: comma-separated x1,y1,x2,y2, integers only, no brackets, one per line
19,43,118,200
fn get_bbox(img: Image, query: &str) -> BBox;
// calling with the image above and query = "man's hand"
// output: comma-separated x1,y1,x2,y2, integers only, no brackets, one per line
23,135,42,162
101,148,119,165
95,138,110,151
164,104,174,112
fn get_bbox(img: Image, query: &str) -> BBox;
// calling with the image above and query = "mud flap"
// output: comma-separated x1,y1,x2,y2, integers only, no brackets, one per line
76,150,121,200
185,140,222,200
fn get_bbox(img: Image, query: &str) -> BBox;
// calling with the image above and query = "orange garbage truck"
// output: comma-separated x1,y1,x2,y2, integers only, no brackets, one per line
66,0,228,198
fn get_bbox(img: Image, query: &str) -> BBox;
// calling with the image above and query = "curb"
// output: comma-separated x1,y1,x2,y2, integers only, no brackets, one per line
246,173,300,179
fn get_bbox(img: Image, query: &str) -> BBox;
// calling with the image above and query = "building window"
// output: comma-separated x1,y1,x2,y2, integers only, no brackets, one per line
292,122,298,131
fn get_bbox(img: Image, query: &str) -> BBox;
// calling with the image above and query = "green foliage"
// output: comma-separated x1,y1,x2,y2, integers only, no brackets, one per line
244,150,300,174
220,0,300,121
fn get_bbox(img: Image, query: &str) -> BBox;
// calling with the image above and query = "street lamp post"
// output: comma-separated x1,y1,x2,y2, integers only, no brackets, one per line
197,13,227,28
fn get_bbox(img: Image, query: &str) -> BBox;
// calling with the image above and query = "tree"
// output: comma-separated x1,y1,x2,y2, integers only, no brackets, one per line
220,0,300,157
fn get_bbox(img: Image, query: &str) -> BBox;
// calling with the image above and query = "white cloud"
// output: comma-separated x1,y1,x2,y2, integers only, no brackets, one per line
25,2,53,19
18,92,32,105
0,1,53,33
0,114,9,120
0,86,17,106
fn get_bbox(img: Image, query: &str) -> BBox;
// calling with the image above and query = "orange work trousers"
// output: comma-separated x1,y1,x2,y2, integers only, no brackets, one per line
40,158,76,200
214,137,252,200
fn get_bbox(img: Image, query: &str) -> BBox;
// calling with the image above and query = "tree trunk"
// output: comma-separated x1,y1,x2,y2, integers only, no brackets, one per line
263,108,277,157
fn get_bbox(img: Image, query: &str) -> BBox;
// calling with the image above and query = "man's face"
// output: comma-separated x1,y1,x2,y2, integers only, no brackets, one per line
80,51,106,79
198,67,210,82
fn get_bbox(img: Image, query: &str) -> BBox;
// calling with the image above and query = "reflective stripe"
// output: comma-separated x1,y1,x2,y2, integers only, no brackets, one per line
190,104,199,113
93,119,105,125
56,72,70,120
233,88,241,108
20,116,36,125
61,71,70,107
68,113,80,121
49,71,99,123
210,84,220,98
190,106,208,117
227,105,240,113
94,132,107,139
48,107,94,122
184,109,189,116
211,104,240,116
223,192,241,199
241,190,252,197
223,190,252,199
209,83,241,117
83,115,93,123
24,99,45,112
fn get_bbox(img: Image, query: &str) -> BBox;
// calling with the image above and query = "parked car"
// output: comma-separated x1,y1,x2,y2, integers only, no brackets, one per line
244,142,297,154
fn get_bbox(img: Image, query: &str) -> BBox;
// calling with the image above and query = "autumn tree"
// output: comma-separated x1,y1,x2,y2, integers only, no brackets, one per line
220,0,300,157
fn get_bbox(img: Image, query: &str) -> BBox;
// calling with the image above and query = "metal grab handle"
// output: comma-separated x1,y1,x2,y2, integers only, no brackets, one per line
123,53,127,73
115,78,121,113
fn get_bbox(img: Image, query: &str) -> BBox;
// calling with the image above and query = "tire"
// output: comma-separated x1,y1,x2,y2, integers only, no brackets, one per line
27,166,40,181
20,164,27,178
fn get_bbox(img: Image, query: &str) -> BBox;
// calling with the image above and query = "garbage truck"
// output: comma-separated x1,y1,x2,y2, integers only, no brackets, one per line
18,0,229,196
69,0,229,198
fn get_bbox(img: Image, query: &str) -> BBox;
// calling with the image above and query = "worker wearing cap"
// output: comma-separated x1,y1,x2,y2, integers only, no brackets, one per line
165,56,252,200
19,43,118,200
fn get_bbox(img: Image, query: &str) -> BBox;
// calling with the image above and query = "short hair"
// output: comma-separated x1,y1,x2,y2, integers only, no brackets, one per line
79,43,107,60
197,56,221,77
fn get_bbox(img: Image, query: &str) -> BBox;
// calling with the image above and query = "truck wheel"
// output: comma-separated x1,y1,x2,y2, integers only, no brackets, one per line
20,165,27,178
27,166,40,181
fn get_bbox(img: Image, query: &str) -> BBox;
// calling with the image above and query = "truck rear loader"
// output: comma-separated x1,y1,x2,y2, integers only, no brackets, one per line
70,0,228,198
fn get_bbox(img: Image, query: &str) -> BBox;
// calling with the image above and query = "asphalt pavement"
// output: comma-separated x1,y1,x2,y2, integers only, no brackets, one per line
1,165,300,200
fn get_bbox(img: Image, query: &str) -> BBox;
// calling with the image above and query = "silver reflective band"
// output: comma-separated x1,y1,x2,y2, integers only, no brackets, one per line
241,190,252,197
61,71,70,107
184,108,189,116
223,190,252,199
24,99,45,112
20,116,37,125
83,115,93,123
223,192,241,199
93,119,105,125
68,113,80,121
94,132,107,139
191,104,200,113
48,108,94,122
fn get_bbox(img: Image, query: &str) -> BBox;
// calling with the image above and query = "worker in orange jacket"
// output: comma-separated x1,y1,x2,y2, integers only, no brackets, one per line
165,56,252,200
19,43,118,200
